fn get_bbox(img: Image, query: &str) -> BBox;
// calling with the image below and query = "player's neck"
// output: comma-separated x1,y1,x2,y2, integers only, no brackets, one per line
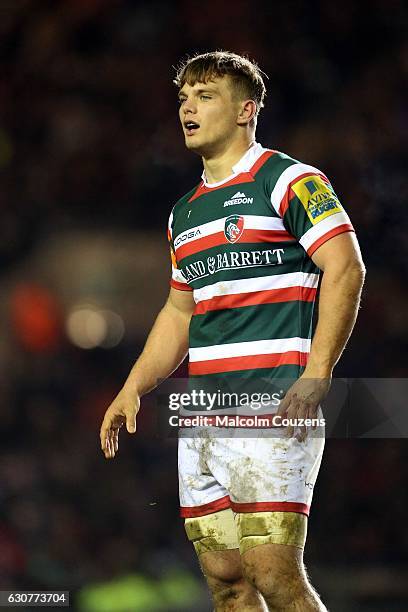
202,137,255,184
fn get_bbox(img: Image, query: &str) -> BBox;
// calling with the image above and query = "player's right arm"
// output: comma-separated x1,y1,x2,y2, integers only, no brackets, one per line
99,287,195,459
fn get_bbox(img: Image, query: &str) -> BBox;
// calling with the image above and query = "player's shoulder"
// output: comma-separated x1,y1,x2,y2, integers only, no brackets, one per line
257,148,307,180
257,147,326,194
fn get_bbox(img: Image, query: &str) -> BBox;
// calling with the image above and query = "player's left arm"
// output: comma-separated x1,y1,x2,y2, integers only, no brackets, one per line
277,231,366,438
306,230,366,376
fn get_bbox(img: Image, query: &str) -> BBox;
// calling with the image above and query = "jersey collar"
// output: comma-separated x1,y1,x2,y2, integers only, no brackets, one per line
201,141,264,188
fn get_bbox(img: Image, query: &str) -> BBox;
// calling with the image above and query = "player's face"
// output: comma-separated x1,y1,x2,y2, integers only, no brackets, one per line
178,76,242,157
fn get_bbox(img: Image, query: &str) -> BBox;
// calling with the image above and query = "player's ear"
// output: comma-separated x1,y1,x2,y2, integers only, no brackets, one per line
236,99,257,126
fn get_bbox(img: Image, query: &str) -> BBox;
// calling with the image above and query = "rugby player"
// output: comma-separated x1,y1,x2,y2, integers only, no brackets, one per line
100,51,365,611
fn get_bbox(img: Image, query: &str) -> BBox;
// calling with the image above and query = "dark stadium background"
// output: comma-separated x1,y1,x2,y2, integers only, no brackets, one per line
0,1,407,610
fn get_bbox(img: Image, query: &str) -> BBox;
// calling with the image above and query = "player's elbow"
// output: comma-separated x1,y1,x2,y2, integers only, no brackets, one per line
341,260,366,292
349,258,366,284
322,255,366,289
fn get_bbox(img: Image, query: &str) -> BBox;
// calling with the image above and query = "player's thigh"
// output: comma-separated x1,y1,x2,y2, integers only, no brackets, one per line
184,508,242,582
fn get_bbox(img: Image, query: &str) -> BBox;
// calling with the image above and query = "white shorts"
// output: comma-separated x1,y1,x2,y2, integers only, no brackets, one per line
179,430,324,518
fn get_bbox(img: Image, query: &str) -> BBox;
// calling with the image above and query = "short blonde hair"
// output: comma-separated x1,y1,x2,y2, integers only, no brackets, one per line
174,50,267,116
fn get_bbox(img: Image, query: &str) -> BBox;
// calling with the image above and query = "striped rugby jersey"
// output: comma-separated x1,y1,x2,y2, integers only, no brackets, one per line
168,142,354,383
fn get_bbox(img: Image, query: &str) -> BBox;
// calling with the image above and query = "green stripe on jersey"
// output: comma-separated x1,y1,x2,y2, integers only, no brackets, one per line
189,301,314,348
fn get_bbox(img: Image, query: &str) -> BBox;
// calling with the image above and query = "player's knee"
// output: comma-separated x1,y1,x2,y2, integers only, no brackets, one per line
242,558,286,597
207,574,251,608
199,549,243,584
241,544,305,603
199,550,256,609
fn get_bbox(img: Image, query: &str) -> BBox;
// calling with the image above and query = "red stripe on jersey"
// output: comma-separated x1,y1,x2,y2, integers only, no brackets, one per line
189,351,309,375
307,224,354,257
279,171,327,217
170,279,193,291
242,228,294,243
230,501,310,516
194,286,317,315
176,230,225,259
176,228,294,260
180,495,231,518
249,150,277,175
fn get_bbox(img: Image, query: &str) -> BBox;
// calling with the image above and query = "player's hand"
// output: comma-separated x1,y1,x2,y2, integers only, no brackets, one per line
100,388,140,459
276,375,331,442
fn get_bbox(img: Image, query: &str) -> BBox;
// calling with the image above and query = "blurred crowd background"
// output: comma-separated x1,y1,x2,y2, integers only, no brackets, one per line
0,0,407,610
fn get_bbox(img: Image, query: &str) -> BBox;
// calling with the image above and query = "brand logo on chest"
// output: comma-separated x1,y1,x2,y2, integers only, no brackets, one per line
224,215,244,243
223,191,254,207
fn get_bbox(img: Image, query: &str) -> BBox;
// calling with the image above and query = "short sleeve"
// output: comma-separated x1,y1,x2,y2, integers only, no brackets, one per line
167,210,193,291
270,163,354,257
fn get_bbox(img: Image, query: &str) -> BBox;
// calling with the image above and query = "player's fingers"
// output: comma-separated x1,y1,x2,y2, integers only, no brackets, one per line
114,428,119,452
285,399,302,438
104,426,116,458
309,403,318,430
101,428,110,455
299,402,312,442
110,428,119,457
296,421,307,442
108,434,115,459
296,423,307,442
103,437,111,459
284,401,296,438
276,393,291,417
100,416,112,450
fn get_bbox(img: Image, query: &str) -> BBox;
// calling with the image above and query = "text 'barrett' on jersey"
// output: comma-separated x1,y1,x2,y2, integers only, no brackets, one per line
167,143,354,383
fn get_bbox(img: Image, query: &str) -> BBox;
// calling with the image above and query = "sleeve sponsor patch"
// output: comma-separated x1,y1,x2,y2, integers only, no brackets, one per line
291,175,343,225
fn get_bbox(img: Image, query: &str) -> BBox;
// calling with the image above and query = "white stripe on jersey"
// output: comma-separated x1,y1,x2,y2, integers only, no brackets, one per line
168,209,174,236
189,337,311,362
299,213,352,252
172,267,189,284
270,163,326,215
193,272,319,304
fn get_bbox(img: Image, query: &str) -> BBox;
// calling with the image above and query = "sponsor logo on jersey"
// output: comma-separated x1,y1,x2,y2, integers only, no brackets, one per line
180,248,285,282
291,175,343,225
174,228,201,247
224,215,244,243
223,191,254,207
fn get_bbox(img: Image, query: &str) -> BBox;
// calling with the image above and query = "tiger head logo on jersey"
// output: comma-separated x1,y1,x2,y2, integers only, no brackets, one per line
224,215,244,243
